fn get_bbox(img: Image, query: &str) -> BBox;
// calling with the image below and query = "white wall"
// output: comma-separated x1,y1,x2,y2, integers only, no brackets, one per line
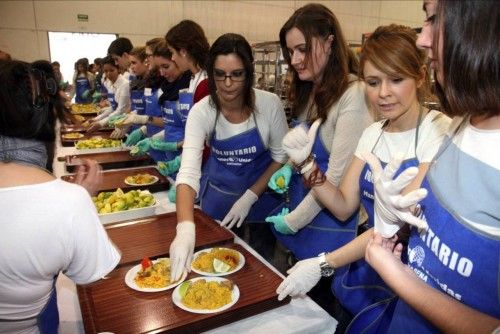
0,0,425,62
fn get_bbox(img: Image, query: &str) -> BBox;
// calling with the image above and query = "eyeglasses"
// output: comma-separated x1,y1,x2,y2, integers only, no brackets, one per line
213,69,246,82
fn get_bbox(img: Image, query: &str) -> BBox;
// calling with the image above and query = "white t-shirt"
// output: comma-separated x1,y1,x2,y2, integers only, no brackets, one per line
433,116,500,235
176,88,288,196
355,109,451,163
187,70,208,94
0,179,120,331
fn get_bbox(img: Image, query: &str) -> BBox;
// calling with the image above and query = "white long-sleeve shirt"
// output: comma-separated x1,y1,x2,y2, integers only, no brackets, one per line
94,75,130,122
176,89,288,196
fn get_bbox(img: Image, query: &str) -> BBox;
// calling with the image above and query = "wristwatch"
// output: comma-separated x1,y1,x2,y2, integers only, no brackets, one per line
318,252,335,277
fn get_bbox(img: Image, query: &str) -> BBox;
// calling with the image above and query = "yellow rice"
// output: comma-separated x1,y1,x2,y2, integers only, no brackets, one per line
134,259,172,288
181,279,232,310
192,248,239,273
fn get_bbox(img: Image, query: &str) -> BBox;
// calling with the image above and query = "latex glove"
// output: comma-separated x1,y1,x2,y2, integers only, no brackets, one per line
157,156,181,176
170,221,195,281
168,186,176,203
92,91,102,104
93,106,113,121
124,126,146,146
120,112,149,127
268,164,293,194
107,114,127,127
276,257,322,301
221,189,258,229
265,208,296,234
150,138,178,152
86,119,105,133
135,138,152,154
282,119,321,165
363,152,429,237
110,127,128,139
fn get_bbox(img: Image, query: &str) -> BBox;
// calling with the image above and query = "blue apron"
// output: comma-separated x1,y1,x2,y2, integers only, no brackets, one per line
273,122,358,260
37,284,59,334
199,112,282,222
162,90,193,164
106,92,117,111
75,76,91,104
387,121,500,333
340,113,423,332
144,88,166,162
129,89,145,132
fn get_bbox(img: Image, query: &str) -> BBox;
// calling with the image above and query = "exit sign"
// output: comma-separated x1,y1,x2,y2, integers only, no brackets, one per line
77,14,88,22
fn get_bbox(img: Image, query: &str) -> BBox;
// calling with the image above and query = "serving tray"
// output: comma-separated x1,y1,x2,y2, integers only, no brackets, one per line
60,131,114,147
77,210,289,333
59,150,154,173
60,166,169,193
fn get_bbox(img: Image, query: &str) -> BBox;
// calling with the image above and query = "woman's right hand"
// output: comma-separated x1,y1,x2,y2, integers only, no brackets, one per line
169,221,195,281
73,158,102,196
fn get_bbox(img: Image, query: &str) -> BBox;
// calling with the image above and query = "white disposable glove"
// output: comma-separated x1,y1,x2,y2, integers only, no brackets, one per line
276,257,322,301
363,152,429,237
221,189,258,229
169,221,195,281
86,118,107,133
282,119,322,165
92,106,113,122
121,111,149,126
110,126,129,139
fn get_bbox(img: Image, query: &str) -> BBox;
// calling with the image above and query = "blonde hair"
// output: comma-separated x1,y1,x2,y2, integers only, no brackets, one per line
359,24,431,104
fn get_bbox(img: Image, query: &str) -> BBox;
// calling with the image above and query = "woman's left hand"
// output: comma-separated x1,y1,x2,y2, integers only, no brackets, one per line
221,189,258,229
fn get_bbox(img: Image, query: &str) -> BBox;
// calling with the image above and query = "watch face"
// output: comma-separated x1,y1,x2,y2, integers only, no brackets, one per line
320,263,335,277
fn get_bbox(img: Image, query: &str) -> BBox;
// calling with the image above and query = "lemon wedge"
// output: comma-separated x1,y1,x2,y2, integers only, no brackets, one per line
179,281,191,298
213,258,231,273
276,176,286,189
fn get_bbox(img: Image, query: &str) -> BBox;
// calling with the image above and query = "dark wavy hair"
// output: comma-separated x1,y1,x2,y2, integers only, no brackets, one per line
359,24,431,104
165,20,209,70
206,33,255,113
279,3,358,121
434,0,499,117
0,60,63,141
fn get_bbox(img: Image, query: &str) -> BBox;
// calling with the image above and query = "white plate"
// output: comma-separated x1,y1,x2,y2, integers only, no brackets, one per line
191,248,245,277
172,277,239,314
124,175,159,186
124,259,187,292
62,133,84,140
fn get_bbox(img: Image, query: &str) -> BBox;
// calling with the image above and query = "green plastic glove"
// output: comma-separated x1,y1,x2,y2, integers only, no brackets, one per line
265,208,296,235
92,91,102,104
157,156,181,176
268,164,293,194
150,138,178,151
107,114,127,127
168,186,176,203
82,89,91,99
135,138,152,154
125,128,145,146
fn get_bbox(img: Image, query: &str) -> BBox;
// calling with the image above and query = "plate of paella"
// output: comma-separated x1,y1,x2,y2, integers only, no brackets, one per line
124,257,187,292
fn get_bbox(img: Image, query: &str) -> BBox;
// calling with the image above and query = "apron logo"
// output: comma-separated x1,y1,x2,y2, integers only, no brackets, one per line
420,227,473,277
409,245,425,267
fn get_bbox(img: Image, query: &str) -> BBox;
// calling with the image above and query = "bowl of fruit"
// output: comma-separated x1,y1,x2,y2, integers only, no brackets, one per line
92,188,158,224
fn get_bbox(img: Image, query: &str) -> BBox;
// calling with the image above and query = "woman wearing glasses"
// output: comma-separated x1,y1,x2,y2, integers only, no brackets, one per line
169,33,288,281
